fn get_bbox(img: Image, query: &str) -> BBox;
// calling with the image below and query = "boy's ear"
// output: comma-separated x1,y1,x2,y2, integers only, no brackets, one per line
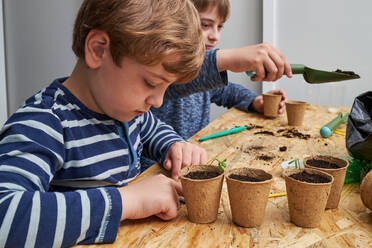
84,30,110,69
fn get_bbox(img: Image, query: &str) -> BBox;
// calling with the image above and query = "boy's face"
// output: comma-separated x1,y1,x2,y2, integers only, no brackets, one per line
199,5,225,50
89,55,178,122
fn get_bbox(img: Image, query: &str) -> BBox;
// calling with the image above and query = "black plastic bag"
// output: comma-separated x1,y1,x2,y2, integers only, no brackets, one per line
346,91,372,161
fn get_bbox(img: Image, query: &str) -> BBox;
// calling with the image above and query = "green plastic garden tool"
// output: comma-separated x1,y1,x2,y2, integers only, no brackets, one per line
320,113,349,138
245,64,360,84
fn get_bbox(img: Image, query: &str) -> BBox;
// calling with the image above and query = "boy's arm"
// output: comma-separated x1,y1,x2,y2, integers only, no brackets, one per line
210,82,258,112
140,111,206,179
165,43,292,100
0,110,122,247
216,43,292,82
140,111,185,164
164,49,228,100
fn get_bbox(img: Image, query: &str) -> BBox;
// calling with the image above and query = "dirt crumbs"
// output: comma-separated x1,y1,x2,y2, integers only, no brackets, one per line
245,124,264,130
256,155,274,161
334,69,360,77
179,197,186,205
306,159,340,169
184,171,221,180
279,146,287,152
280,128,310,140
254,131,275,136
229,174,262,182
249,146,264,150
240,145,265,153
290,171,331,183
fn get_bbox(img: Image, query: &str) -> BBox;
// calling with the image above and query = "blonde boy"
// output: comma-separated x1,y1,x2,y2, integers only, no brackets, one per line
0,0,207,246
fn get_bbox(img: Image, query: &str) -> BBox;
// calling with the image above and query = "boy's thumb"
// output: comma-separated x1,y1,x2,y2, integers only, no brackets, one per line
163,159,171,170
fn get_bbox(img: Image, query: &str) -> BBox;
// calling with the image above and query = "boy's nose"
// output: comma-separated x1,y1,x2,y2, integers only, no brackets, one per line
208,28,220,42
147,92,164,109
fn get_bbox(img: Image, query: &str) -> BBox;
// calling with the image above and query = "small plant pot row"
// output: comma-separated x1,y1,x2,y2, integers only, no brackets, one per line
180,155,349,228
262,93,307,126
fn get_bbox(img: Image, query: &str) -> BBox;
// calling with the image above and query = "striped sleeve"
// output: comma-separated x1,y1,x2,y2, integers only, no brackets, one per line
164,49,228,100
140,111,184,165
0,109,122,247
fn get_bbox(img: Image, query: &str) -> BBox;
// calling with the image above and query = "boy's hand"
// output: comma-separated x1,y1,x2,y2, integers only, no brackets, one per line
252,89,287,114
119,174,182,221
163,142,207,180
217,43,292,82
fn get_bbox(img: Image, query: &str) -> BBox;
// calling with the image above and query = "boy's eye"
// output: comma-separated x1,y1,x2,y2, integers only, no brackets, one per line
201,23,210,28
218,25,224,30
144,79,155,88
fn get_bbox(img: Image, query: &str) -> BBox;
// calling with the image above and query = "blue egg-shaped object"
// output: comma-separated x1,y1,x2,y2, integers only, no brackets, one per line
320,126,332,138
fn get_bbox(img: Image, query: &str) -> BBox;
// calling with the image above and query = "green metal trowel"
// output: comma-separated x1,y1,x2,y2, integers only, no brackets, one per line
245,64,360,84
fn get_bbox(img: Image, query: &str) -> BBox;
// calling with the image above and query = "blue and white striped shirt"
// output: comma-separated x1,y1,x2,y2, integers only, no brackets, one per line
0,78,184,247
0,49,227,247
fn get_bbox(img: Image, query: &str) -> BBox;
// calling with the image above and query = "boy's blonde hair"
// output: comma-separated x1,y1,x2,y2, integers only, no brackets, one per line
72,0,204,84
191,0,230,23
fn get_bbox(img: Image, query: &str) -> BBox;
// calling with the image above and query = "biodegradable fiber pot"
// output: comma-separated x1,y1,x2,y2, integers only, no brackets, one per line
285,100,307,126
304,155,349,209
263,93,282,118
360,169,372,211
180,165,224,223
226,167,273,227
284,168,333,228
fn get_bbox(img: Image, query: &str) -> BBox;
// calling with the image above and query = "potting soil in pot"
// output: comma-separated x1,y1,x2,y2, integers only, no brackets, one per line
229,174,261,182
306,159,340,169
184,171,221,180
290,171,332,183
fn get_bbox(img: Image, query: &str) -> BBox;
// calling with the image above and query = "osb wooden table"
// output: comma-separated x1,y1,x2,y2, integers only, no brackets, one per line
79,105,372,248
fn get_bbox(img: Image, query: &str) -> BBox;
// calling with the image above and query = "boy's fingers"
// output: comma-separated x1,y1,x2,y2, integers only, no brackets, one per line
278,102,286,114
172,164,181,180
271,46,292,78
268,50,284,80
156,206,177,220
283,57,292,77
156,181,182,220
171,180,183,196
181,144,192,168
253,64,265,82
263,58,278,81
200,149,207,165
191,151,200,166
280,90,287,101
191,147,205,165
163,158,171,170
171,149,182,180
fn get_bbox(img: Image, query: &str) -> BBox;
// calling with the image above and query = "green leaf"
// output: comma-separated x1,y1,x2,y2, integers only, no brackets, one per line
211,158,228,172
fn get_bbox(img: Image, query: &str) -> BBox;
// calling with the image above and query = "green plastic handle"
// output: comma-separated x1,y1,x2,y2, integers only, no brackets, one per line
320,113,345,138
245,64,305,77
325,113,344,131
290,64,305,74
199,126,247,141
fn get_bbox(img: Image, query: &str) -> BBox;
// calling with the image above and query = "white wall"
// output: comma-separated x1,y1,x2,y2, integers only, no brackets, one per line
0,1,7,126
270,0,372,107
210,0,263,120
3,0,367,126
3,0,82,118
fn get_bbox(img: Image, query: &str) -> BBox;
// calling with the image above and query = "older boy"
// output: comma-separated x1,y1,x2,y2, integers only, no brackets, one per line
0,0,207,247
142,0,290,172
